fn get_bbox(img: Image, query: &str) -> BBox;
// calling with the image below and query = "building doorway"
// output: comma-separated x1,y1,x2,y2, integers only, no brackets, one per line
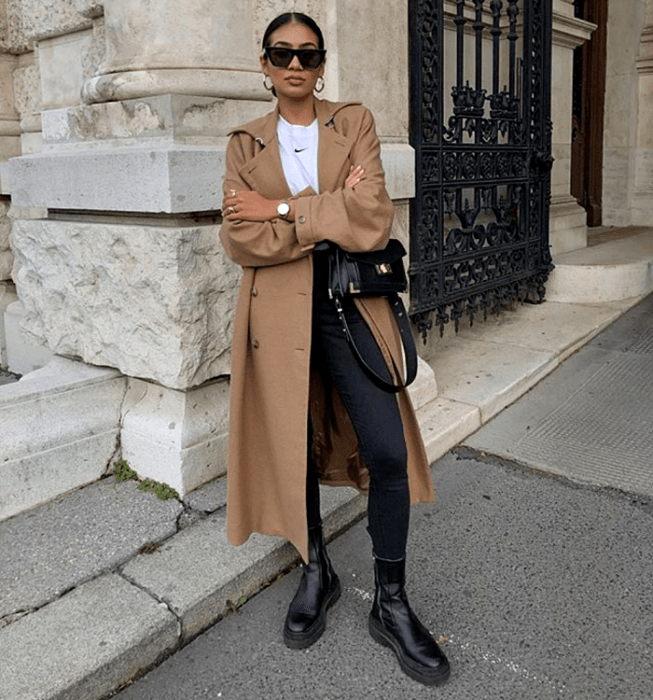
570,0,608,226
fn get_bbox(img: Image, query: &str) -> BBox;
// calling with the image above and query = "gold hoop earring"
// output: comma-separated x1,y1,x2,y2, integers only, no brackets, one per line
315,77,325,93
263,76,273,91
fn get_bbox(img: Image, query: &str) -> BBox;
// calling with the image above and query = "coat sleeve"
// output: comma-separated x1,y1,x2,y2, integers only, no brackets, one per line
293,107,394,253
219,132,313,268
220,107,394,268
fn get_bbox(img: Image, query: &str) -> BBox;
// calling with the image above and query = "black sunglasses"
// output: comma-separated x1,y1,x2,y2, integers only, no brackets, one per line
264,47,326,70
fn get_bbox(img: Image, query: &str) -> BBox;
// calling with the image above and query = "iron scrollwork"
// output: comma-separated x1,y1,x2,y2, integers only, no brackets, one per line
409,0,554,339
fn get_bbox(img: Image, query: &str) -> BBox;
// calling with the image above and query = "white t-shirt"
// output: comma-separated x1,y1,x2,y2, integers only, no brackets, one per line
277,115,320,196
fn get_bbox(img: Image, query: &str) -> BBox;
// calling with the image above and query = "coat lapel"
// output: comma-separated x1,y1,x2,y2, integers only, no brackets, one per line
236,99,357,197
237,109,293,199
315,100,356,193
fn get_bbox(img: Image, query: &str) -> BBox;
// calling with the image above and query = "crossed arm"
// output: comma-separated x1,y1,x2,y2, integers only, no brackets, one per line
221,165,365,223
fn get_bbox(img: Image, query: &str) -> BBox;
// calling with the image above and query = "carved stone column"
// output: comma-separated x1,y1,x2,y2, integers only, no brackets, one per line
7,0,275,495
83,0,265,104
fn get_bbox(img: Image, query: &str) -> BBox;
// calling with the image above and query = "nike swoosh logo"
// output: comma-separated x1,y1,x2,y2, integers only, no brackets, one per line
294,148,307,153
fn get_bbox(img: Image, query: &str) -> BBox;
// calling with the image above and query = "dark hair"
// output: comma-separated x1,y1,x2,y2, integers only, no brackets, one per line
262,12,325,50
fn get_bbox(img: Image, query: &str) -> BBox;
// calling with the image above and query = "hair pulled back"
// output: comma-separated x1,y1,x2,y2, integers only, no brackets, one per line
262,12,325,50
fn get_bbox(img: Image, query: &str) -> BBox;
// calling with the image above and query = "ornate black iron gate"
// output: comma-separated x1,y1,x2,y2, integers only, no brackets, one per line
408,0,554,338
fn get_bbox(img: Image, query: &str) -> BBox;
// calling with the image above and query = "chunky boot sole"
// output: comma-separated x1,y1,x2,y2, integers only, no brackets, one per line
283,576,342,650
369,613,451,686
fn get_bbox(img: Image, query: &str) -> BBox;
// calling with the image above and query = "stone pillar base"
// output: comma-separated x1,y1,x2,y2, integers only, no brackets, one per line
11,216,240,389
120,377,230,497
549,195,588,257
10,95,272,213
407,357,439,409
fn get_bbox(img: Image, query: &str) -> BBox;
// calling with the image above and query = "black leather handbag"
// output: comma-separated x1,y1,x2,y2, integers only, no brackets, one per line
324,239,418,393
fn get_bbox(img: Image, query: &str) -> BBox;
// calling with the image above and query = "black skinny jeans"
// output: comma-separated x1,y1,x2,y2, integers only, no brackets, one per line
306,253,410,561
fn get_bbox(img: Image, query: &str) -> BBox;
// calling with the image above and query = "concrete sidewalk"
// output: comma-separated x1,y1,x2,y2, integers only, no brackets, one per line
1,280,652,697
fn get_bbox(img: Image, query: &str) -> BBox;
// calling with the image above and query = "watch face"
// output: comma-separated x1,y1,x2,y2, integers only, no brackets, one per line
278,201,290,217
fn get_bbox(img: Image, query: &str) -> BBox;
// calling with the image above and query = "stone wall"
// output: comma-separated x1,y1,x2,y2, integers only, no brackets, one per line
603,0,647,226
633,0,653,224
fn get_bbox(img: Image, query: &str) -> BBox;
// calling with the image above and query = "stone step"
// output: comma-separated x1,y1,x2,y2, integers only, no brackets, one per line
546,228,653,303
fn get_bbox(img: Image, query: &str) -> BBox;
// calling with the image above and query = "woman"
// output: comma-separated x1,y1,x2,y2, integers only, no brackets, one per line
220,12,450,687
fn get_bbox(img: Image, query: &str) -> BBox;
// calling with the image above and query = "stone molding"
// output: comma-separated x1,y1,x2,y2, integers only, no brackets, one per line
552,11,596,50
82,69,272,105
638,27,653,73
0,196,11,279
9,140,415,212
40,95,271,148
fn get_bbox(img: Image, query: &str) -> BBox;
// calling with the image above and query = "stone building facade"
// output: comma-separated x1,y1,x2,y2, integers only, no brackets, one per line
0,0,651,519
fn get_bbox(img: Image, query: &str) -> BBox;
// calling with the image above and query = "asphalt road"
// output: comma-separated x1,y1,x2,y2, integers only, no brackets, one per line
113,295,653,700
113,451,653,700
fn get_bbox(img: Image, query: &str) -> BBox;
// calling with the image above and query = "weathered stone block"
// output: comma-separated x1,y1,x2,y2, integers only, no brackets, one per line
73,0,104,19
1,0,30,53
10,145,227,212
39,28,93,110
15,0,91,42
12,51,41,132
0,280,17,366
11,218,241,389
121,377,230,495
4,301,54,374
42,95,271,146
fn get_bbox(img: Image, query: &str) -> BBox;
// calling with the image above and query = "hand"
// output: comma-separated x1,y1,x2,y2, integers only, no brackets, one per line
222,190,278,222
345,165,365,189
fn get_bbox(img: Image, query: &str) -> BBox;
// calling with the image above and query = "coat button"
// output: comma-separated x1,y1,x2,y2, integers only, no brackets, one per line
252,339,260,349
251,287,258,296
298,216,306,224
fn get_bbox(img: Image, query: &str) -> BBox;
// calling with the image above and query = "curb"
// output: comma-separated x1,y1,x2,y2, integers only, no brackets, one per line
0,485,364,700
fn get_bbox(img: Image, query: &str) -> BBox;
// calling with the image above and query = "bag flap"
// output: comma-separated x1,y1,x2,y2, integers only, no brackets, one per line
344,239,406,266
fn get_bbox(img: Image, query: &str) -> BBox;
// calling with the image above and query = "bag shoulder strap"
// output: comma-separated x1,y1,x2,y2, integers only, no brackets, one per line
333,293,418,393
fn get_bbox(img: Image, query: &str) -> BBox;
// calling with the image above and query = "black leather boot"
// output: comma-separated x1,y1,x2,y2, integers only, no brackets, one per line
369,557,450,686
283,525,341,649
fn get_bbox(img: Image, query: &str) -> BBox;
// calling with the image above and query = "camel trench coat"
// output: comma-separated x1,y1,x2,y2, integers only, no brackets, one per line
220,98,434,562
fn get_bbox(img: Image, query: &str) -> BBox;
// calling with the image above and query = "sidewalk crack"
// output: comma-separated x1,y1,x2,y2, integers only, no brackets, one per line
117,570,183,640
